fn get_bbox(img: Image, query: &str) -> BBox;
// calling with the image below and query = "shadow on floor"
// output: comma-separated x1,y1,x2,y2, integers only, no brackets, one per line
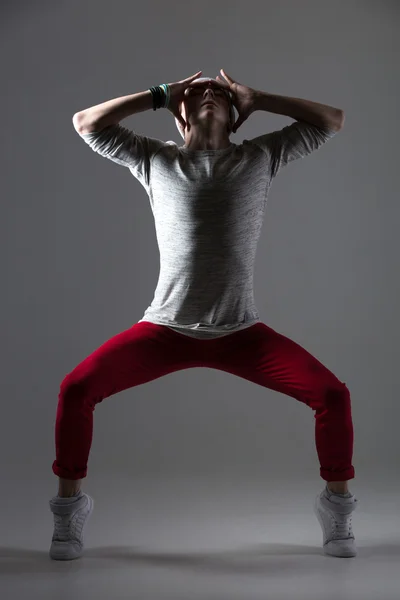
1,540,399,575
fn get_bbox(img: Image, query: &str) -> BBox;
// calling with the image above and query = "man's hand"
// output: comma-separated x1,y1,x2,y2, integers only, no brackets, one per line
216,69,258,133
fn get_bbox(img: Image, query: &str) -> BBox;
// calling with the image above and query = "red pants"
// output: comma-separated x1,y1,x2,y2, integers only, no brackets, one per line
52,321,355,482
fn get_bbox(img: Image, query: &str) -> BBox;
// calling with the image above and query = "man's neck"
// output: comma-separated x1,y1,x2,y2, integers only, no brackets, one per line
183,131,231,151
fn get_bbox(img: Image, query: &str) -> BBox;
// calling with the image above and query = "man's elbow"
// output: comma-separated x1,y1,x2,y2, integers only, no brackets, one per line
72,112,84,132
330,110,345,132
72,111,100,134
336,110,345,130
319,110,345,133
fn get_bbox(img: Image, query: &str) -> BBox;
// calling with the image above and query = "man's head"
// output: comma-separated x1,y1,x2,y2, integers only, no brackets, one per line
175,77,235,142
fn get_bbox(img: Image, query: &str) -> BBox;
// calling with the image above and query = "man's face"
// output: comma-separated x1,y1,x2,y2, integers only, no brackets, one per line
180,81,232,131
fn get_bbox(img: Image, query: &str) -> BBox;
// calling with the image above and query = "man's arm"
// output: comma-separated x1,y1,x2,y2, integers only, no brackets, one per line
252,90,345,131
72,89,155,134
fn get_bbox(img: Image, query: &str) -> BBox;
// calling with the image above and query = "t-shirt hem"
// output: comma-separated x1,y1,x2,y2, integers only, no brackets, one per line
137,317,260,338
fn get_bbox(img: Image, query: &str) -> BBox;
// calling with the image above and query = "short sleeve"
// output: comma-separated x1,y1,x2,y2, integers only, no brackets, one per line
77,123,169,188
244,120,339,180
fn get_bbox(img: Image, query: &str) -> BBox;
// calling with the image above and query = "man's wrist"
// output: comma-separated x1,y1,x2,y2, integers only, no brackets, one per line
251,90,269,112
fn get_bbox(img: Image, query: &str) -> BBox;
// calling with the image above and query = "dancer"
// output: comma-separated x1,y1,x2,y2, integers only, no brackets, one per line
49,69,357,560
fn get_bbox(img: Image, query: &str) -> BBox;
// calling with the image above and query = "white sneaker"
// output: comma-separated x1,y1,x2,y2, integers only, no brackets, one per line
49,492,94,560
314,486,358,557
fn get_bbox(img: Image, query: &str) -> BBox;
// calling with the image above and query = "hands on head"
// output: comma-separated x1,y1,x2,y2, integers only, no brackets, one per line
167,69,257,134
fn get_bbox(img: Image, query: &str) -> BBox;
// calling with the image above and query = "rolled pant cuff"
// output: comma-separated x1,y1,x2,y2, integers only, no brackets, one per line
52,461,87,480
321,466,355,482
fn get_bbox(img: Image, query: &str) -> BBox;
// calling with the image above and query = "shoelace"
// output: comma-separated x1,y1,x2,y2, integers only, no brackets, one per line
53,512,86,541
331,513,354,540
53,514,71,541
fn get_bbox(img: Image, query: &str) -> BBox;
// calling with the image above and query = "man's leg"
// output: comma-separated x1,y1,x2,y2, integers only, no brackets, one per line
49,321,205,560
327,481,349,494
52,321,203,490
202,322,358,557
58,478,82,498
204,322,355,486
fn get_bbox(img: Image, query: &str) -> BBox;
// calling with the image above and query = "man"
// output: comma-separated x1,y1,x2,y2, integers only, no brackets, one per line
49,70,358,561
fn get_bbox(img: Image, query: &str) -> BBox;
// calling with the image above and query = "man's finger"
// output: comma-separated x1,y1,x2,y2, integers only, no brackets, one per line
215,76,230,90
186,71,202,82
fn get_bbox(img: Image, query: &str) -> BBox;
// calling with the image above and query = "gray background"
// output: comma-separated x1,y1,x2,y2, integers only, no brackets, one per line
1,1,399,598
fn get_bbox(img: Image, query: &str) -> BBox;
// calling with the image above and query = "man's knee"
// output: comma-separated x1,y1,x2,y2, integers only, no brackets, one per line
324,381,352,414
59,373,90,405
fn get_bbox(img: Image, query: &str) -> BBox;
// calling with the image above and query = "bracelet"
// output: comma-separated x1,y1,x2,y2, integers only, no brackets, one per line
149,84,170,110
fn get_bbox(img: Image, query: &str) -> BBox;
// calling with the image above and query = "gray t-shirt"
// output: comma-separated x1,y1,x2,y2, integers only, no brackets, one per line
78,120,337,339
